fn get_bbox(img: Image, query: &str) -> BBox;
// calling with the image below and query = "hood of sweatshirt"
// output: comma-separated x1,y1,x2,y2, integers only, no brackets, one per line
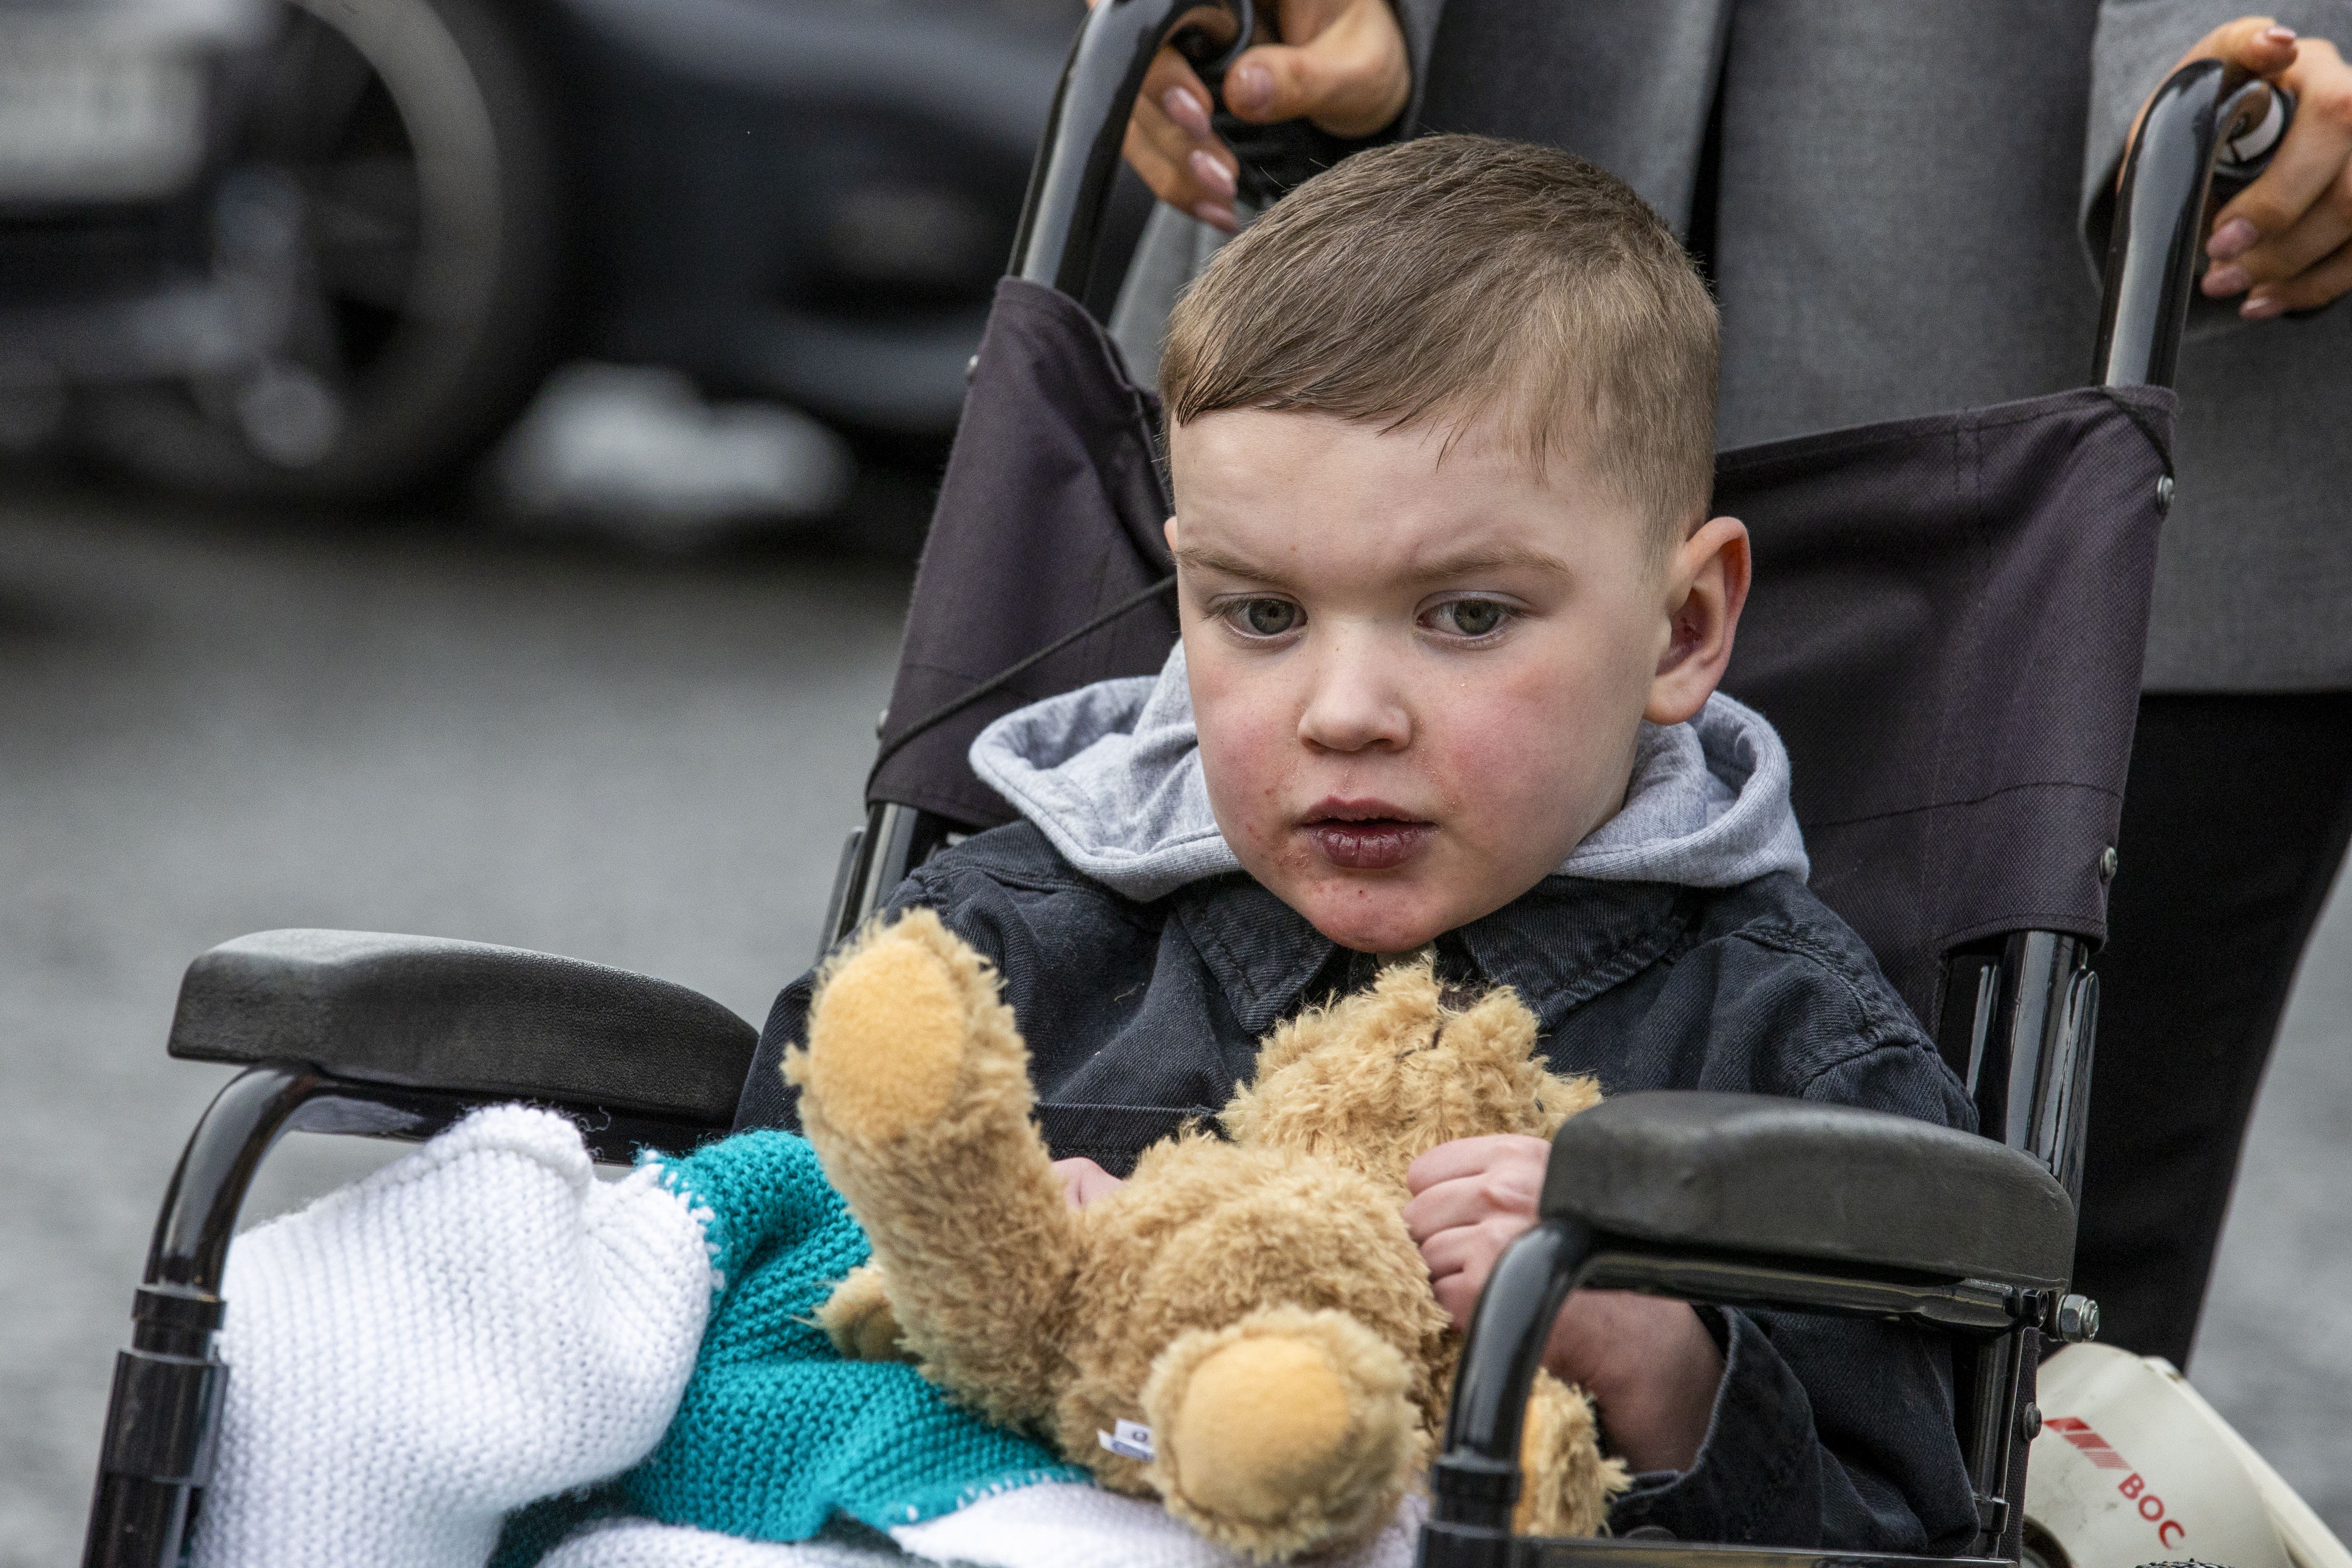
969,643,1809,904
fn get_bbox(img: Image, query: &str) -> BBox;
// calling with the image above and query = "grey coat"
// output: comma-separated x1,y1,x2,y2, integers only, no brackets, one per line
1119,0,2352,690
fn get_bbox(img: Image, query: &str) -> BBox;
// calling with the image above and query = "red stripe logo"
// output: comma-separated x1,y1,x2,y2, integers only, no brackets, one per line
2045,1416,2131,1470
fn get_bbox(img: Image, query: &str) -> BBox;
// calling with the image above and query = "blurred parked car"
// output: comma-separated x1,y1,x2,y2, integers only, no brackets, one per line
0,0,1075,501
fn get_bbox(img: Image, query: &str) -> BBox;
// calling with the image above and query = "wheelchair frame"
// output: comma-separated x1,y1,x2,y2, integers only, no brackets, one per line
77,0,2277,1561
828,32,2269,1568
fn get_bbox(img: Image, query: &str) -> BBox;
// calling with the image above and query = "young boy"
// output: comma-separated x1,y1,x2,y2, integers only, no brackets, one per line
736,135,1976,1552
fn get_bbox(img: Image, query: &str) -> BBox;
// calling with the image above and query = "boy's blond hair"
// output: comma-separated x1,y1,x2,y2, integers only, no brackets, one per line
1160,135,1718,546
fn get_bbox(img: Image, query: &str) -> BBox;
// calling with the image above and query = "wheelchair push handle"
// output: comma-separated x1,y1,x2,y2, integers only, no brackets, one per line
2094,57,2289,389
1009,0,1253,298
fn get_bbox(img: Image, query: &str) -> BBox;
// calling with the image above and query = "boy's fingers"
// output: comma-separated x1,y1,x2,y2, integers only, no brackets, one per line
1221,0,1410,135
1404,1162,1547,1244
1431,1272,1482,1329
1402,1175,1492,1241
1404,1131,1548,1195
1417,1216,1538,1284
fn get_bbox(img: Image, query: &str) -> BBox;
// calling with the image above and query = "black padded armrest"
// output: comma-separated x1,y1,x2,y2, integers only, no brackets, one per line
1542,1091,2074,1293
168,930,758,1130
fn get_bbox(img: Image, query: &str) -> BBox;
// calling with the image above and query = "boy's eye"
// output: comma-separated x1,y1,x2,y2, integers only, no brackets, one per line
1227,599,1301,637
1428,599,1511,637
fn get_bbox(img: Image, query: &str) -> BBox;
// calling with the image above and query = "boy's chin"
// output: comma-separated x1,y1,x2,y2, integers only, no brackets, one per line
1286,883,1458,956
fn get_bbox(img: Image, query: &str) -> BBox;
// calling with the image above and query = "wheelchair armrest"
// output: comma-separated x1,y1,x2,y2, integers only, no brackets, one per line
1542,1091,2075,1293
166,929,758,1130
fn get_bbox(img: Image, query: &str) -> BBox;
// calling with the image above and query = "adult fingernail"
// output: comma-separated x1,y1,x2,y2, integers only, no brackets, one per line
2208,217,2259,259
1163,85,1211,135
1189,149,1238,199
1229,61,1272,114
2263,24,2297,42
1192,201,1239,234
2241,292,2287,319
2203,261,2251,296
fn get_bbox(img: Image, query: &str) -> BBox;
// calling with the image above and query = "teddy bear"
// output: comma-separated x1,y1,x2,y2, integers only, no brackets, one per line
787,908,1627,1561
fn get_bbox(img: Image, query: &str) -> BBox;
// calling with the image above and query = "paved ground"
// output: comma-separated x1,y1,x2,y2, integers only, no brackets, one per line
0,478,915,1565
2,477,2346,1565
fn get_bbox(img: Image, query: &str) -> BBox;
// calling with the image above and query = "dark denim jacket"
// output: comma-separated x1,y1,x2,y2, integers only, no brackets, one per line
736,821,1980,1554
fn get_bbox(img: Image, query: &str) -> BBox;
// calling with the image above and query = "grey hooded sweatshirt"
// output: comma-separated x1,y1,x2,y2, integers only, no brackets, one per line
968,642,1809,903
738,646,1977,1563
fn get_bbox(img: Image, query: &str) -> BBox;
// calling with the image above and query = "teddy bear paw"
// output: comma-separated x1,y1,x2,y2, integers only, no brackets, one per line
1516,1369,1630,1536
799,908,1013,1144
1140,1306,1418,1562
816,1261,908,1362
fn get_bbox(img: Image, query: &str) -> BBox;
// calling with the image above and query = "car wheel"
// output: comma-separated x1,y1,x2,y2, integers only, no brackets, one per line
77,0,569,503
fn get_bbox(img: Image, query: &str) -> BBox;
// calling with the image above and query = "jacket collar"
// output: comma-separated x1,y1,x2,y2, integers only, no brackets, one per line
1173,873,1691,1038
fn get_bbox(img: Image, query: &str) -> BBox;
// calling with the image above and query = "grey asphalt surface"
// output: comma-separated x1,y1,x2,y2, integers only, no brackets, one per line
3,477,2347,1565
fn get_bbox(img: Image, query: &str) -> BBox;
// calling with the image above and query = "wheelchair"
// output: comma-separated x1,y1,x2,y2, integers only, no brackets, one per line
78,0,2286,1562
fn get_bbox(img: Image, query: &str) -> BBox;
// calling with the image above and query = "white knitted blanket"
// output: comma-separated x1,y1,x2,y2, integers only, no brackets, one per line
189,1105,1419,1568
538,1490,1427,1568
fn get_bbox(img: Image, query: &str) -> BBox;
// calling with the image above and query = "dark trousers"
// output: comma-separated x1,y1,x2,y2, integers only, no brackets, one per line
2073,691,2352,1367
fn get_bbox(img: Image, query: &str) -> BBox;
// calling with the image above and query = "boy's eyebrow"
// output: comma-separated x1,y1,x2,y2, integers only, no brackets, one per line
1172,543,1289,583
1410,542,1577,579
1173,540,1578,584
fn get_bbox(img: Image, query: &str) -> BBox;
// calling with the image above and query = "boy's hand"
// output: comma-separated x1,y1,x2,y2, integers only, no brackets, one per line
1405,1135,1726,1474
1089,0,1411,233
2136,17,2352,317
1054,1155,1125,1209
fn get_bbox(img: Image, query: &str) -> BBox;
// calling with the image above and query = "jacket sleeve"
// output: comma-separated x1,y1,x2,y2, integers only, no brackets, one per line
2080,0,2352,276
1604,916,1983,1553
1606,1039,1981,1554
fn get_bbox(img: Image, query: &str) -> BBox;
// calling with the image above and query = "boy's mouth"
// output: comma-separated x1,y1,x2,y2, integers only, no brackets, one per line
1300,800,1435,870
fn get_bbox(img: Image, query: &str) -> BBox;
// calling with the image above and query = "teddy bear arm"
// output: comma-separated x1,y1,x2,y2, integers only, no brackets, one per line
794,909,1084,1431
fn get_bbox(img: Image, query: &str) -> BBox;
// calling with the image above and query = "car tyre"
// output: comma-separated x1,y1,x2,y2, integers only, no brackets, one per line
76,0,570,503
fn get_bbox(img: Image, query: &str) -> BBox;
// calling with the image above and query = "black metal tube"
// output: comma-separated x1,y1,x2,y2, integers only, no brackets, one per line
1421,1219,1590,1568
1979,932,2071,1154
1008,0,1249,297
83,1066,331,1568
2093,59,2272,388
145,1066,330,1293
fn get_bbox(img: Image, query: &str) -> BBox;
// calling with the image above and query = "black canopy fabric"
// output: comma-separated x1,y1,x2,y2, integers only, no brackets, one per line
871,278,2174,1029
1719,387,2172,1025
869,278,1177,830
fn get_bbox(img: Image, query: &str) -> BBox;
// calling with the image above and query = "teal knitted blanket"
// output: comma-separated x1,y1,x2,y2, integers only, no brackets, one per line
494,1131,1087,1563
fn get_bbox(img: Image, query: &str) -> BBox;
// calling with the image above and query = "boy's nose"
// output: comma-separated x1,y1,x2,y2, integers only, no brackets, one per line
1296,639,1412,753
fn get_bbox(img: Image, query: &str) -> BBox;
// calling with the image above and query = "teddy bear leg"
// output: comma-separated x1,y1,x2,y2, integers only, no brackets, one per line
815,1261,907,1362
791,908,1079,1430
1513,1369,1630,1537
1140,1306,1420,1563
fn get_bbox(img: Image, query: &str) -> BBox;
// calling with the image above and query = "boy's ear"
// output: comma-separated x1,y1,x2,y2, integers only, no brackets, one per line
1645,516,1750,726
1164,515,1179,554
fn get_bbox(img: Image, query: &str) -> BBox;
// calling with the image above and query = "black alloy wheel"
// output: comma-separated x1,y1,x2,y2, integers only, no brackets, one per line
78,0,569,502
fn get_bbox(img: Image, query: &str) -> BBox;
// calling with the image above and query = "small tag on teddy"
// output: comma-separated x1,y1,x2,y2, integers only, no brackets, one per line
1098,1419,1156,1462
